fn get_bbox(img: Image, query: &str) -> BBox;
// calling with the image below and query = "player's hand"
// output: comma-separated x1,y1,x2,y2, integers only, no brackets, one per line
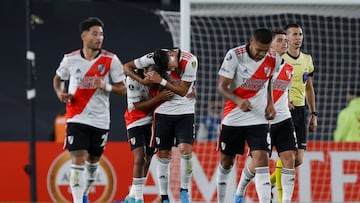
186,86,196,100
94,75,106,89
265,103,276,120
159,89,174,100
145,71,162,84
236,98,252,112
142,77,152,85
308,115,318,132
57,88,72,103
288,101,295,110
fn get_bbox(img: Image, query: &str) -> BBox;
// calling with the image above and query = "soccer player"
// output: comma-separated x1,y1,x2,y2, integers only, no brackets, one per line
124,64,174,203
264,23,318,203
234,29,297,203
53,17,126,203
216,28,282,203
124,48,198,203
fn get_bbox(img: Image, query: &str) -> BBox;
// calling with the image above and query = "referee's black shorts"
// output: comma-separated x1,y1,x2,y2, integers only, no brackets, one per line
290,106,307,150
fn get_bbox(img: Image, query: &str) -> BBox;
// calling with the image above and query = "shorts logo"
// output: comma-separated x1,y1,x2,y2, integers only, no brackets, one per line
67,136,74,145
47,151,116,202
156,137,160,145
221,142,226,150
130,137,136,145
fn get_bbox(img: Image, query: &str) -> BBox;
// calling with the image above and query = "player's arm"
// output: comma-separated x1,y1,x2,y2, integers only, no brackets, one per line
145,71,192,97
266,76,276,120
306,76,318,131
93,76,126,95
53,74,72,103
110,81,127,95
134,90,174,112
124,60,145,84
124,54,154,85
162,79,191,97
218,75,252,112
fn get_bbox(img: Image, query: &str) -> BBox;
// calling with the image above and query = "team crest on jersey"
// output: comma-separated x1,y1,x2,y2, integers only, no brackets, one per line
128,84,135,90
286,70,292,79
225,53,232,61
67,135,74,145
130,137,136,145
264,67,271,77
98,64,106,74
192,61,197,68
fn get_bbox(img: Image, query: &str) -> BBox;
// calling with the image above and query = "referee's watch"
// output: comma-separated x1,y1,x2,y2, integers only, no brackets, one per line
311,112,318,116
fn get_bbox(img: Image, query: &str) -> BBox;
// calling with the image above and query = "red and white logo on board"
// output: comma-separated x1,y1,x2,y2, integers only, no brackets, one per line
47,151,116,202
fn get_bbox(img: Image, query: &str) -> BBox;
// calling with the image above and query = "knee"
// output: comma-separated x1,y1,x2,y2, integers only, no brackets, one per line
220,154,235,170
134,154,146,166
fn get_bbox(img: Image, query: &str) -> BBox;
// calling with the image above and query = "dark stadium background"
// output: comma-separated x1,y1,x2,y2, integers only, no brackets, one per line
0,0,179,141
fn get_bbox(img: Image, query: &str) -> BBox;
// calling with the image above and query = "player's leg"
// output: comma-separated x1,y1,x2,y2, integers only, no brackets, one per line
176,114,195,203
273,118,297,203
216,125,245,203
126,124,154,203
140,126,156,203
270,164,277,186
235,159,255,203
69,150,87,203
246,124,271,203
157,150,172,203
274,159,283,202
83,126,109,203
154,113,174,203
291,106,307,167
217,152,236,203
66,123,91,203
125,147,146,203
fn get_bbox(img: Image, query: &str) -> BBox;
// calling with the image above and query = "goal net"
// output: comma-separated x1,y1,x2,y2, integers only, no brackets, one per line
152,1,360,202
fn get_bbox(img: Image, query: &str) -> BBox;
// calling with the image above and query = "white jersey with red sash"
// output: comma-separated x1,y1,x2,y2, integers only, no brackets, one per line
218,44,282,126
56,49,125,129
124,76,159,129
134,50,198,115
271,61,294,124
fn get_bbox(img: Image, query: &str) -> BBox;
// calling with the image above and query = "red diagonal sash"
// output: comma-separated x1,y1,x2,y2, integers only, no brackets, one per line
66,56,112,119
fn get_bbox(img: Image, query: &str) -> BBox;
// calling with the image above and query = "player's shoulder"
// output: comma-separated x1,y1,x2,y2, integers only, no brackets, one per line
126,76,140,87
65,49,81,57
300,51,313,59
181,50,196,60
232,45,247,56
101,49,116,57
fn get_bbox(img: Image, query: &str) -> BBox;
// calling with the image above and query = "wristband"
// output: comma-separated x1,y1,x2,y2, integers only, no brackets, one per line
160,79,167,87
311,112,318,116
105,84,113,92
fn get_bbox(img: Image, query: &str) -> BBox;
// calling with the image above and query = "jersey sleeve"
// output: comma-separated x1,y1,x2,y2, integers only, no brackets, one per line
110,54,126,83
308,55,315,75
218,49,238,79
126,77,143,110
56,55,70,80
134,52,156,69
182,56,198,82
